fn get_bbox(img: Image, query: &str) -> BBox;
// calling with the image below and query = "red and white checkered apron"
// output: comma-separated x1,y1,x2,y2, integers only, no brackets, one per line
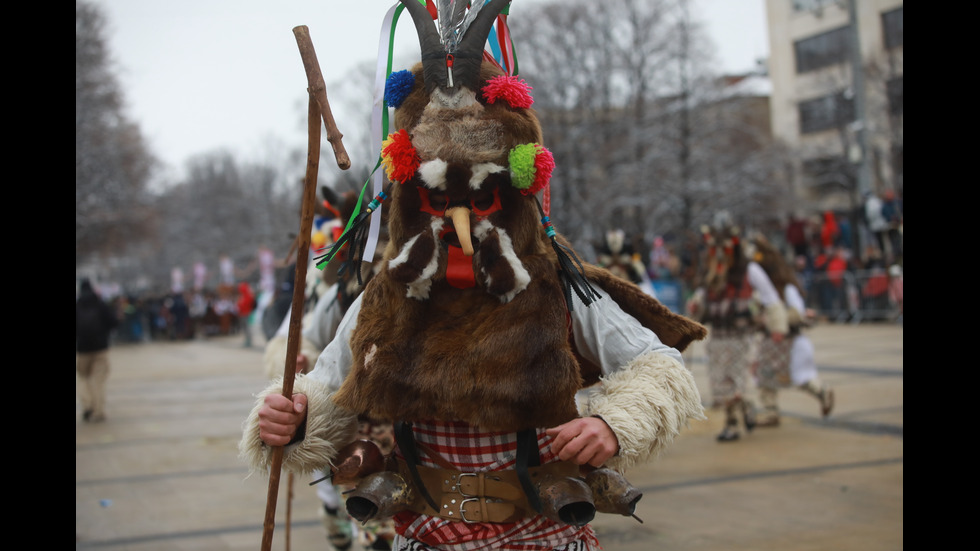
390,420,602,551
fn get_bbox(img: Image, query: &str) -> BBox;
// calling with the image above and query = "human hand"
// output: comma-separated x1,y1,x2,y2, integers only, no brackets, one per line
545,416,619,468
771,332,785,343
258,393,308,447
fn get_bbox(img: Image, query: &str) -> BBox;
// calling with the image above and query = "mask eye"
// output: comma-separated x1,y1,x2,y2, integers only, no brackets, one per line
470,187,501,216
418,187,449,216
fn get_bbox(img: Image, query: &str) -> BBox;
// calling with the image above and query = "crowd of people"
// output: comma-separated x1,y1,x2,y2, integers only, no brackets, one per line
102,282,259,345
613,188,904,325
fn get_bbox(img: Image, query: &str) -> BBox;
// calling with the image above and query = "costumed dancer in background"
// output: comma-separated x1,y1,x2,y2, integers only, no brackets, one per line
595,228,654,296
686,218,787,442
262,187,396,551
241,2,707,550
747,233,834,427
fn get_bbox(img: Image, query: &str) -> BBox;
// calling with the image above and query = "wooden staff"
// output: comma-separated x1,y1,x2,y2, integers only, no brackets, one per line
260,25,350,551
294,25,351,171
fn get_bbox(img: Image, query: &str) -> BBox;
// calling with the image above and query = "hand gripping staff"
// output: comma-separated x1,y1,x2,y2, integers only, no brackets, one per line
259,25,350,551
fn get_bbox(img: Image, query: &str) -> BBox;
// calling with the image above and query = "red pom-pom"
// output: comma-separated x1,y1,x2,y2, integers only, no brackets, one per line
524,145,554,196
381,129,419,184
482,75,534,109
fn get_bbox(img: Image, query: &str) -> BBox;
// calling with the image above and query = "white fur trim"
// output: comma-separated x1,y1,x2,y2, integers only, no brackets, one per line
419,159,448,190
239,375,359,476
583,351,705,471
468,162,506,190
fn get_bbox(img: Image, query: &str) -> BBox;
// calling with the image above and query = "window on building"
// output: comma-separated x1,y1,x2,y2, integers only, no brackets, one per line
798,92,855,134
794,26,851,73
792,0,837,13
801,155,850,190
886,76,903,116
882,7,903,50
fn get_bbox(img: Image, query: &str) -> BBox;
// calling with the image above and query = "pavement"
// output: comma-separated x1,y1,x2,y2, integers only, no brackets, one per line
76,321,903,551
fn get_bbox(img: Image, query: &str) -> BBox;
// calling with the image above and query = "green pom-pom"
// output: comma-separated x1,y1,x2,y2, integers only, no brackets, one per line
509,144,538,190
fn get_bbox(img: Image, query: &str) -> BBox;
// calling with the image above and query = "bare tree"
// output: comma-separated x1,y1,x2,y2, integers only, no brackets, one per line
511,0,790,263
76,0,157,268
138,150,307,290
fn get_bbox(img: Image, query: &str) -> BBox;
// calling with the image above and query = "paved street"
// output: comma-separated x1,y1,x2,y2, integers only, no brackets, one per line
76,321,902,551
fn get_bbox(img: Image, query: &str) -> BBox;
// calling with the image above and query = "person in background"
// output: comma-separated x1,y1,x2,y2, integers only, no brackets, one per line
880,189,903,264
864,191,889,261
785,212,811,263
686,220,784,442
819,210,839,253
236,281,256,348
748,234,834,427
76,278,119,423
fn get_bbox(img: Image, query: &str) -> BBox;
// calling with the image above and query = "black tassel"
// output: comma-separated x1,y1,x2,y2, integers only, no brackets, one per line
536,199,600,309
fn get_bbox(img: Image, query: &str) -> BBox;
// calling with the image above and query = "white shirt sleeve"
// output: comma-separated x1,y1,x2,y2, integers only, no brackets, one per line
308,292,362,390
301,284,345,352
784,283,806,313
569,282,684,375
747,261,781,307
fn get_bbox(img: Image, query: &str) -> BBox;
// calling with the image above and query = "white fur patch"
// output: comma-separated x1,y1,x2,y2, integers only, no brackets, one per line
469,163,506,190
418,159,448,190
473,220,530,303
364,343,378,370
387,222,445,300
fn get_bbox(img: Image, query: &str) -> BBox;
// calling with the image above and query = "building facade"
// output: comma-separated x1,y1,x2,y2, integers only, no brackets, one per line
765,0,903,212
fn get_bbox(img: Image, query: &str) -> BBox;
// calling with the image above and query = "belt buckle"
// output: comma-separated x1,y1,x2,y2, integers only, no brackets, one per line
459,497,480,523
456,472,501,497
457,473,478,497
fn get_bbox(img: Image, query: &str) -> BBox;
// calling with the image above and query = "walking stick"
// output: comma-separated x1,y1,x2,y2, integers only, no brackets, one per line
286,472,294,551
259,25,350,551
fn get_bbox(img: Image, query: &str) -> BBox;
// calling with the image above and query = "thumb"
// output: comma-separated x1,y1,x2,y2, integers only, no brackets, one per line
292,393,308,414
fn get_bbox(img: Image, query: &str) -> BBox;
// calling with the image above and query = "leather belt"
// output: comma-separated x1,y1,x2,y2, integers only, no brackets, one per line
395,457,580,523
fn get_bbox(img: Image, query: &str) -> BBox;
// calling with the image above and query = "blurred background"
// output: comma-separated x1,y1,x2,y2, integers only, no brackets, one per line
76,0,902,337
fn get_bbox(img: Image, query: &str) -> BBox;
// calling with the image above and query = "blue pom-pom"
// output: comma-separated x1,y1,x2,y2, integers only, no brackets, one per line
385,70,416,109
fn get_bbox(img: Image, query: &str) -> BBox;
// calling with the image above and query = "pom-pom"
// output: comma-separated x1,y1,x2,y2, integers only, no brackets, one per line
482,75,534,109
381,129,420,184
509,143,554,196
385,70,416,109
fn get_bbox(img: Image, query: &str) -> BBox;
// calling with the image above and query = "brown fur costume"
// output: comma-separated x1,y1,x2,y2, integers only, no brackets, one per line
331,12,705,431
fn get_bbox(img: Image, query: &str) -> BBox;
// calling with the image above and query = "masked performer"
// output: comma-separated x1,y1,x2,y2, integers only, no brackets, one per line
686,220,786,442
746,233,834,428
242,2,706,549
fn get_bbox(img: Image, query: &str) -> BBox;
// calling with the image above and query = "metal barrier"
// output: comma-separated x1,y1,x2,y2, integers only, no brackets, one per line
799,268,903,324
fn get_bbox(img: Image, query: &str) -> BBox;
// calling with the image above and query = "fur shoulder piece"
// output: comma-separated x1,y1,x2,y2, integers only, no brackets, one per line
582,262,707,352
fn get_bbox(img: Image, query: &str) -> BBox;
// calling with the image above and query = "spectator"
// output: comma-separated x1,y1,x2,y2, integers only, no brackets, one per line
881,189,903,264
785,212,810,261
888,264,903,322
76,279,119,423
236,281,256,347
819,210,839,253
648,236,672,280
864,191,889,260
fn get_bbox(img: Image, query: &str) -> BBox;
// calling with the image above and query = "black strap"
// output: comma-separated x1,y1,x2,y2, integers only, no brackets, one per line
393,421,439,511
515,428,543,514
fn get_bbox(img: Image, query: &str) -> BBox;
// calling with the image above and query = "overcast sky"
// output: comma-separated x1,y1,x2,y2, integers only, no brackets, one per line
92,0,769,183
